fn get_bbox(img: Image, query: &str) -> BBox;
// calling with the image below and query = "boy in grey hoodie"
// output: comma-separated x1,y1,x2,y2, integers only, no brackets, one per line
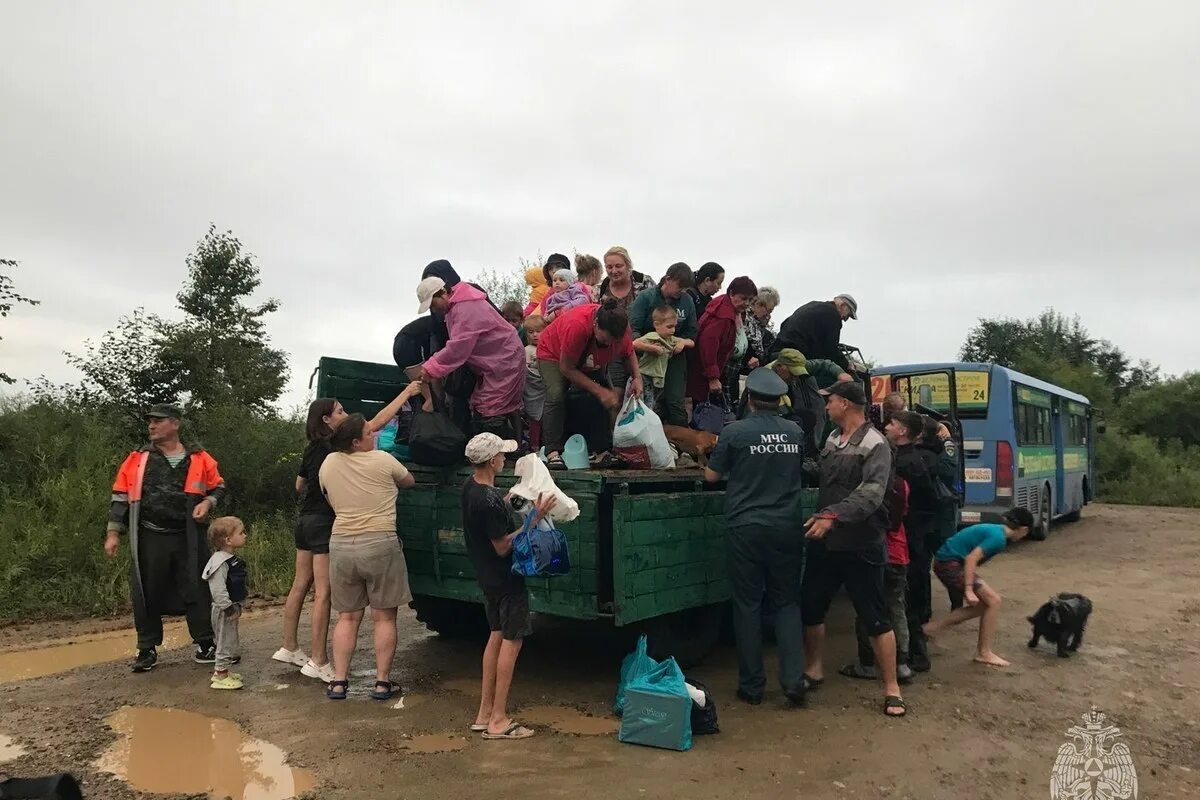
202,517,248,690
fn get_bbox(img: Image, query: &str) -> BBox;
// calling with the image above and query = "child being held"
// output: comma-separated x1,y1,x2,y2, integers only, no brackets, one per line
523,315,548,450
632,305,693,413
202,516,249,690
539,269,592,323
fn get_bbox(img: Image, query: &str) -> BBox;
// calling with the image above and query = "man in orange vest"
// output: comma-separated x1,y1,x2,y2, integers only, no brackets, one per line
104,403,227,673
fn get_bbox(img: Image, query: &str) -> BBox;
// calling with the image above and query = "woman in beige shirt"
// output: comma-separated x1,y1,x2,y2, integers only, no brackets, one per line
318,409,417,701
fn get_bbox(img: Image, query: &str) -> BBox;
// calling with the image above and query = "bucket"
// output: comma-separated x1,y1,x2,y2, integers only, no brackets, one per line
562,434,590,470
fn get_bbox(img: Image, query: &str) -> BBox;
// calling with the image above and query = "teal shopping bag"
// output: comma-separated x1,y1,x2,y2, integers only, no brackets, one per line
618,656,693,751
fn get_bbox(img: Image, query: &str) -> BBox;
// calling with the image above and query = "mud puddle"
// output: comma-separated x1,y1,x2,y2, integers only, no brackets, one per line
401,734,468,754
0,734,26,762
518,705,618,736
95,706,315,799
0,623,189,683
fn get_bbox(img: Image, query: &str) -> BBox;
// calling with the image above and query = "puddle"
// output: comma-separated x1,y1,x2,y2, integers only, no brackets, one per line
391,693,427,710
442,677,479,695
402,734,468,754
95,706,315,800
0,734,26,762
518,705,619,736
0,623,189,683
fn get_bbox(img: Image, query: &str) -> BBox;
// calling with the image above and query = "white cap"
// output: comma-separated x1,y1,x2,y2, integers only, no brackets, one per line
465,432,518,465
834,293,858,320
417,276,447,314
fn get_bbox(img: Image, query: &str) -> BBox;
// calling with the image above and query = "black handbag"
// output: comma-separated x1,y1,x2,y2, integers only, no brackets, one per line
406,411,467,467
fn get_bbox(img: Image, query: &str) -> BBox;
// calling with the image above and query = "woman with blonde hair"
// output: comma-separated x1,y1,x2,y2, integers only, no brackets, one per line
598,246,655,395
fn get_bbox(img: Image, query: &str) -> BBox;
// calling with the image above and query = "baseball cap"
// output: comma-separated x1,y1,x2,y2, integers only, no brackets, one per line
146,403,183,419
416,276,447,314
834,293,858,320
819,380,867,405
465,432,518,465
769,348,809,377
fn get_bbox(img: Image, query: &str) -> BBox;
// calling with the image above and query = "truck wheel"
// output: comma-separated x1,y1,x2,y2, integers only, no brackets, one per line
641,603,725,668
1028,486,1052,541
410,596,489,638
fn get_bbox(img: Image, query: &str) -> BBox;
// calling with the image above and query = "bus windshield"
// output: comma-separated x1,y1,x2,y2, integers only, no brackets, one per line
894,369,990,419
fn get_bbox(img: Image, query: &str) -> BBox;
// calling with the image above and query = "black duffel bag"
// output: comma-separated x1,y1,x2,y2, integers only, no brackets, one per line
0,773,83,800
407,411,467,467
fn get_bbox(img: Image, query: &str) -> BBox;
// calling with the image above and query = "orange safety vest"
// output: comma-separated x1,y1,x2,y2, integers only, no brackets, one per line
112,448,223,501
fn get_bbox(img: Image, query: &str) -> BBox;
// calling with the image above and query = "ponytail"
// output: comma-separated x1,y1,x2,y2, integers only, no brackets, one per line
595,300,629,339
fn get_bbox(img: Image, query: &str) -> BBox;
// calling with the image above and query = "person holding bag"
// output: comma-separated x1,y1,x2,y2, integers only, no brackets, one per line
687,277,758,408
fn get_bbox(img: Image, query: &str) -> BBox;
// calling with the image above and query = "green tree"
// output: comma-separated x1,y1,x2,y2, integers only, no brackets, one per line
0,260,41,384
158,225,288,412
1117,372,1200,449
472,267,529,307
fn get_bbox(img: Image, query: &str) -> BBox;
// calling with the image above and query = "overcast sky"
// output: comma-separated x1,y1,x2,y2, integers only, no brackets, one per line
3,2,1197,409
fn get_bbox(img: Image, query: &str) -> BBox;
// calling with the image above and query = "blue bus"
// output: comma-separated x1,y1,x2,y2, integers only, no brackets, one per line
870,362,1095,540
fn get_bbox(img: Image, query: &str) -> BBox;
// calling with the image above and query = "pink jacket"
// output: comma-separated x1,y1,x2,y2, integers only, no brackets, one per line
422,283,526,417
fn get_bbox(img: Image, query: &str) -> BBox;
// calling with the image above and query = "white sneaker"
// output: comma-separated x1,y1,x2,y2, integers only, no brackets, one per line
271,647,308,667
301,660,336,682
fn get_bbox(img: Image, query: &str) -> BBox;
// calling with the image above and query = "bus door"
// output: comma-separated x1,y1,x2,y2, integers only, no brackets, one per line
885,368,967,507
1051,396,1066,514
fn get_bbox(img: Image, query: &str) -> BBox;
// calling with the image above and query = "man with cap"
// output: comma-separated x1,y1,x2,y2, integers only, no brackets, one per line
462,433,556,739
705,367,809,707
416,270,525,440
802,380,906,717
772,294,859,373
104,404,227,673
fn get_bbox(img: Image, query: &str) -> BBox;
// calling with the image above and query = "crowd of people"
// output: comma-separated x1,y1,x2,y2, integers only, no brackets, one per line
101,247,1037,731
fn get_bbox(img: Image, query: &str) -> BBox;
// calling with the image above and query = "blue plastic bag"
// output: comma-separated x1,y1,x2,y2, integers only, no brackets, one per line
510,508,571,578
614,635,658,717
618,656,693,751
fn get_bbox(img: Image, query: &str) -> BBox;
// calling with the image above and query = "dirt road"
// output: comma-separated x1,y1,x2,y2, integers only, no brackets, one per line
1,503,1198,799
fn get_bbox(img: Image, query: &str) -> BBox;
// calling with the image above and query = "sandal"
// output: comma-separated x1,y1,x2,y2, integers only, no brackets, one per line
838,663,877,681
592,452,620,469
482,723,535,740
801,674,825,691
884,695,907,718
371,680,402,701
326,680,348,700
546,454,566,470
469,723,489,733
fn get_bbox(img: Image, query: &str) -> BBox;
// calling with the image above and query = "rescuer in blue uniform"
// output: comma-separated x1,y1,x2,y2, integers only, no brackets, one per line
705,367,808,707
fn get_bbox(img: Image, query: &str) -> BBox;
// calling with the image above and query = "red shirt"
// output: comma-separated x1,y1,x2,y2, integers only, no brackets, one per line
535,303,633,372
886,477,910,566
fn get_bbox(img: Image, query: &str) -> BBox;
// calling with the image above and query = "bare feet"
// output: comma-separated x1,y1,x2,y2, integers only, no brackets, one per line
974,652,1010,667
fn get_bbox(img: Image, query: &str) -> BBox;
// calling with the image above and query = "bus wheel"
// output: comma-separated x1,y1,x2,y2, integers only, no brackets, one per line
641,603,725,668
1029,486,1052,541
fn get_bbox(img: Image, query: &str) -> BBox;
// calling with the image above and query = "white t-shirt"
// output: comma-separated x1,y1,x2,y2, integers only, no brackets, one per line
318,450,410,536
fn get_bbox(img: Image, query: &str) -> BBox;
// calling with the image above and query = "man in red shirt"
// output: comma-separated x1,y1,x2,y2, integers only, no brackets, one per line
536,302,643,468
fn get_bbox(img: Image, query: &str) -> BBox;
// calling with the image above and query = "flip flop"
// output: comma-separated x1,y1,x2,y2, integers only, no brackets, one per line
469,723,489,733
482,723,535,740
326,680,349,700
838,663,877,681
371,680,402,701
884,695,907,718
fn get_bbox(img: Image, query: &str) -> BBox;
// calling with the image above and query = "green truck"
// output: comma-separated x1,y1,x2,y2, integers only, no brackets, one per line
317,356,818,666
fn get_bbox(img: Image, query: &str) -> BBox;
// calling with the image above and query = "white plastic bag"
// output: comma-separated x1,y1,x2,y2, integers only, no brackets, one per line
612,396,675,470
509,453,580,523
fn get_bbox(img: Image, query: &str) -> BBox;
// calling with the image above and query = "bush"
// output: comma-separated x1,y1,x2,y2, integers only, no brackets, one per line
1096,429,1200,508
0,396,303,621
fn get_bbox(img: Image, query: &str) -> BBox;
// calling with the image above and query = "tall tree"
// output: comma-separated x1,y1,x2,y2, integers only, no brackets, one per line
0,260,41,384
158,225,288,412
1118,372,1200,449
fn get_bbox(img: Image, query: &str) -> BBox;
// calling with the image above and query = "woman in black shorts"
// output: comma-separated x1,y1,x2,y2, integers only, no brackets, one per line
274,388,419,682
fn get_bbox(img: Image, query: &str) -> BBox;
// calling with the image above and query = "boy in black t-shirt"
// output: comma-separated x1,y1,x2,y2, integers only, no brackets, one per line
462,433,556,740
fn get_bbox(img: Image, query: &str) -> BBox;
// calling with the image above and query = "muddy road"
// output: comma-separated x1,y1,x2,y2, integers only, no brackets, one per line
1,503,1198,799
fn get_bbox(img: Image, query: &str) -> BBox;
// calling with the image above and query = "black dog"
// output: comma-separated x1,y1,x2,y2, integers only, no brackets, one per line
1028,593,1093,658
